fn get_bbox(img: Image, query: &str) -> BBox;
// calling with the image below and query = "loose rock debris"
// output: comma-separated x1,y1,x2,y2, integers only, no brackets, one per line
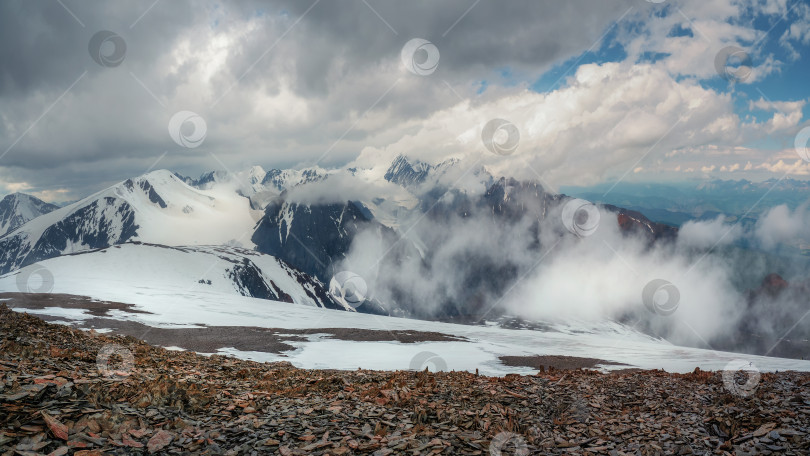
1,304,809,455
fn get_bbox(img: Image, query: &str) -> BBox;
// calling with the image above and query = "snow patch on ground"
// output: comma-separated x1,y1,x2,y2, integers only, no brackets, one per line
3,245,810,376
20,307,95,321
2,243,328,308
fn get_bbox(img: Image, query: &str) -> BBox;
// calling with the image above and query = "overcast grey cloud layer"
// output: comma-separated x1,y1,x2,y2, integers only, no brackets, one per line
1,0,808,201
0,0,640,199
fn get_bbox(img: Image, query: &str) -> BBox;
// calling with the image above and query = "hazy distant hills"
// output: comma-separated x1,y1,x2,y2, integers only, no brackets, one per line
562,178,810,227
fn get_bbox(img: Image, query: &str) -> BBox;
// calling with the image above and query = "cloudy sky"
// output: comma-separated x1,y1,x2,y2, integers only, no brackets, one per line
1,0,810,202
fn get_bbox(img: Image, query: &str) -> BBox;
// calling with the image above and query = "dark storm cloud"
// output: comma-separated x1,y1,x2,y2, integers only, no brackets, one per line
267,0,637,89
0,1,201,96
0,0,638,200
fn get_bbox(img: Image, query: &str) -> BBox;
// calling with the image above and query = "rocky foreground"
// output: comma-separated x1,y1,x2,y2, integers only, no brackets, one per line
1,305,809,455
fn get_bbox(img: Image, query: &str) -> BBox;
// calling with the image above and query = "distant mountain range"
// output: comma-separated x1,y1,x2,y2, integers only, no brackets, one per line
562,178,810,226
0,155,671,314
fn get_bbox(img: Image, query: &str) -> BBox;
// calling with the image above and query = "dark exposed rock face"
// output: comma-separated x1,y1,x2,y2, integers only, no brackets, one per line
276,259,346,311
225,255,341,310
252,199,389,283
172,171,221,188
138,180,168,208
227,258,294,303
0,198,139,275
32,198,138,259
611,206,679,242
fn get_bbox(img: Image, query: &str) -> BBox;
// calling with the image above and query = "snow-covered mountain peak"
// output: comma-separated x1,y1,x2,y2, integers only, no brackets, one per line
178,166,278,204
245,165,267,184
0,169,261,275
0,193,60,238
261,166,331,192
382,154,491,195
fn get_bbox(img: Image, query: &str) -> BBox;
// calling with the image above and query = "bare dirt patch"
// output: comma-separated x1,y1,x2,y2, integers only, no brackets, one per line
1,292,152,316
300,327,464,343
498,354,629,371
4,293,465,355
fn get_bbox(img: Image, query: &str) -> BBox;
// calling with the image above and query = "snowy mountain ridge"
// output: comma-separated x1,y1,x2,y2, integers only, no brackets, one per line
5,242,339,309
0,170,260,275
0,193,60,237
0,154,674,320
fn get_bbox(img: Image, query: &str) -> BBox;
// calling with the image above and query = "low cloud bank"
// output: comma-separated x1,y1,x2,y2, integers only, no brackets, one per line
335,189,810,352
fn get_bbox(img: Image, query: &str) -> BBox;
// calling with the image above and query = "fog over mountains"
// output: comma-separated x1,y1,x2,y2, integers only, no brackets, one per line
1,153,808,360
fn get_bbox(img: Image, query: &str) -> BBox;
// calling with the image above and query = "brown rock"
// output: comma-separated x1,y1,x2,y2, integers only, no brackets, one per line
46,447,69,456
41,412,69,441
753,422,776,437
122,433,144,448
128,428,149,438
147,430,174,453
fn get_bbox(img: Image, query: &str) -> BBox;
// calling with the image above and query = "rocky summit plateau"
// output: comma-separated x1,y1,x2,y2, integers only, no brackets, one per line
2,305,810,455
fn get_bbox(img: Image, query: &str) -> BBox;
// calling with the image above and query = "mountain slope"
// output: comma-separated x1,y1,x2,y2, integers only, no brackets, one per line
0,170,260,275
2,242,340,309
252,198,391,282
0,193,60,237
